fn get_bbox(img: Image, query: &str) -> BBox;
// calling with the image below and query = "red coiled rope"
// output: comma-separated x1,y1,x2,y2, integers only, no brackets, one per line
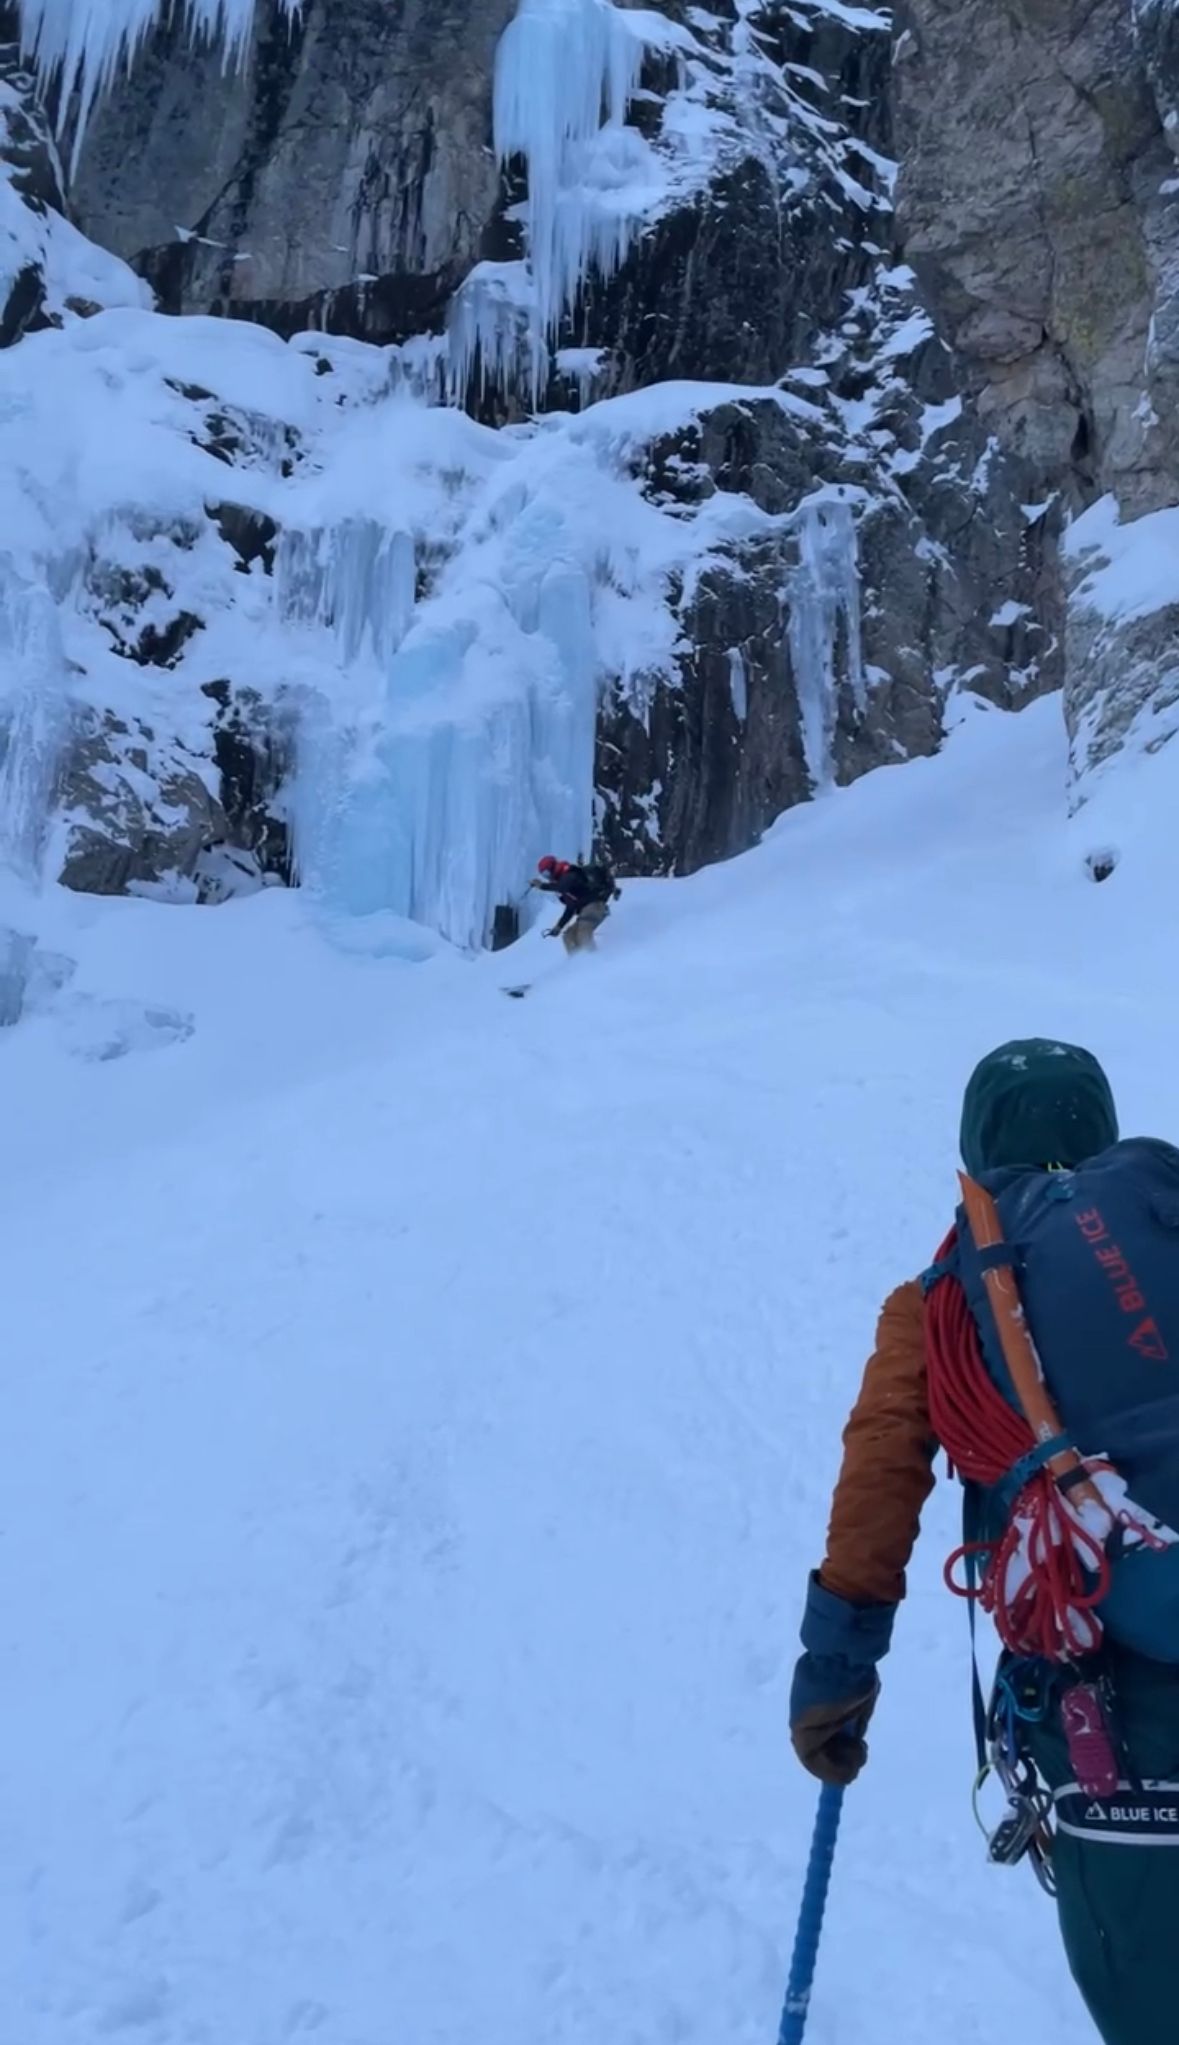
925,1230,1110,1661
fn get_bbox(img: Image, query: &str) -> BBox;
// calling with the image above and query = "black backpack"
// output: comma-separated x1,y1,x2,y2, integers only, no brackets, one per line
582,863,617,902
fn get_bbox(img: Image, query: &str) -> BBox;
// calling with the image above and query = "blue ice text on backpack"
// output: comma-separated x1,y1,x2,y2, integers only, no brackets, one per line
950,1139,1179,1663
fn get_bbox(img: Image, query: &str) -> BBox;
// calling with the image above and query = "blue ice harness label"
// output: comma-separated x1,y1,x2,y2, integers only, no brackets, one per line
1054,1781,1179,1844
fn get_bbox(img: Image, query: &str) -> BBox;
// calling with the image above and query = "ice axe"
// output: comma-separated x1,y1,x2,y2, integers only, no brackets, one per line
777,1782,844,2044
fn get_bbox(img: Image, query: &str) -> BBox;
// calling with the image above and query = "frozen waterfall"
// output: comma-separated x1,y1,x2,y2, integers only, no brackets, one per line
289,501,599,953
277,520,417,670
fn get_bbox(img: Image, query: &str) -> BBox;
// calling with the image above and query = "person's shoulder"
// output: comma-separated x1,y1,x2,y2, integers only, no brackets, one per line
876,1278,925,1347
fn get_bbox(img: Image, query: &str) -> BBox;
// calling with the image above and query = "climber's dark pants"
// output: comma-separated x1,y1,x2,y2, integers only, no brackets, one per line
1025,1650,1179,2045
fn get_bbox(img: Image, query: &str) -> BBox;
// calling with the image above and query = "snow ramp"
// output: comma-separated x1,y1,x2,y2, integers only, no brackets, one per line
7,693,1178,2044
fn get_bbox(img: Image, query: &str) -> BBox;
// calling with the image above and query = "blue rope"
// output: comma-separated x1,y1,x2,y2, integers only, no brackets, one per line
777,1783,844,2045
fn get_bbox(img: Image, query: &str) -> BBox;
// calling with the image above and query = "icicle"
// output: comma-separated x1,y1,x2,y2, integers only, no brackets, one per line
727,646,747,722
786,498,864,792
0,561,71,884
388,333,451,404
17,0,293,171
276,520,416,669
446,262,541,404
490,0,654,398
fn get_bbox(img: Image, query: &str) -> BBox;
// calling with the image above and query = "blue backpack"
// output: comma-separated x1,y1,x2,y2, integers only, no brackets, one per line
949,1139,1179,1663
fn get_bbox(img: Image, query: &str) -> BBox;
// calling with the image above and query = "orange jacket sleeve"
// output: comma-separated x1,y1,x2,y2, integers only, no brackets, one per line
819,1279,938,1607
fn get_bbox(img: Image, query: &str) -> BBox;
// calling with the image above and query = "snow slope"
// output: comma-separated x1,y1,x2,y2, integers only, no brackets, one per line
7,693,1178,2045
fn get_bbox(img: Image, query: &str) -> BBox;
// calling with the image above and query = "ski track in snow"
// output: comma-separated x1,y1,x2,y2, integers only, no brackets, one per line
7,695,1177,2044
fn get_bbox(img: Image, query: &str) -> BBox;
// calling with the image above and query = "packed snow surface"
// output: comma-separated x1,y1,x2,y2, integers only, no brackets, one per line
8,694,1177,2044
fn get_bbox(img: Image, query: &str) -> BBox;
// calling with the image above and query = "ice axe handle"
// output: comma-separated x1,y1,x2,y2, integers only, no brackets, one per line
777,1781,844,2044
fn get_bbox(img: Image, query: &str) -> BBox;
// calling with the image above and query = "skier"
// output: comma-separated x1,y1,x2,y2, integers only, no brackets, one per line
790,1040,1179,2045
530,855,619,955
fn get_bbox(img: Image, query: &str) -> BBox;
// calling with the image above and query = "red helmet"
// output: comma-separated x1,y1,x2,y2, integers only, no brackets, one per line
537,855,559,874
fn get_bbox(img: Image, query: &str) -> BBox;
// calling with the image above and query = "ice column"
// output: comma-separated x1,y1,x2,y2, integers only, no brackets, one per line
446,263,537,402
0,561,72,884
727,647,748,722
277,520,417,669
297,500,598,951
786,499,865,791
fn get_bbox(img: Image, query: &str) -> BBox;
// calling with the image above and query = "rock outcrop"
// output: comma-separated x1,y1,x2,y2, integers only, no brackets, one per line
0,35,64,343
71,0,517,341
892,0,1179,800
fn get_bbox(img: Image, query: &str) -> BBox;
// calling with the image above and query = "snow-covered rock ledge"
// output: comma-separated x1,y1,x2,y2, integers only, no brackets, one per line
1064,493,1179,801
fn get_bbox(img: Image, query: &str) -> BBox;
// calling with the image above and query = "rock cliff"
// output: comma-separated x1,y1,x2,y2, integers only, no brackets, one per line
893,0,1179,801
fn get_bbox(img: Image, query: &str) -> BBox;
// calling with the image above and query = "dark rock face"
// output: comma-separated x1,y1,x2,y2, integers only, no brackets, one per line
0,259,43,346
891,0,1179,796
58,707,230,896
56,683,295,899
0,35,64,343
203,680,295,884
892,1,1165,506
598,547,810,878
0,37,62,213
596,375,1060,873
71,0,515,337
589,3,1063,874
47,477,299,900
1138,0,1179,149
583,10,895,397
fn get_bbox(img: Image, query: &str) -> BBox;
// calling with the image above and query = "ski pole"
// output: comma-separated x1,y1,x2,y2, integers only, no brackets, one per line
777,1782,844,2045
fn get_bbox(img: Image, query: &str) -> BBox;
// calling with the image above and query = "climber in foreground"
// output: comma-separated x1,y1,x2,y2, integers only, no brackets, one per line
790,1039,1179,2045
530,855,620,954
